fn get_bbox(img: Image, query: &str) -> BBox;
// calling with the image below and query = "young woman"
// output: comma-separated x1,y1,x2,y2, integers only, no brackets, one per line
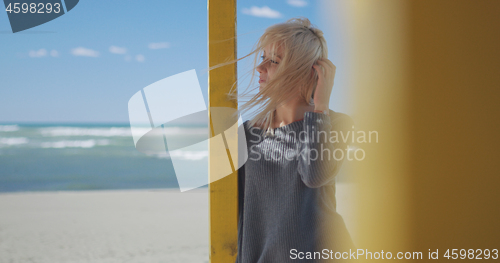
221,17,356,262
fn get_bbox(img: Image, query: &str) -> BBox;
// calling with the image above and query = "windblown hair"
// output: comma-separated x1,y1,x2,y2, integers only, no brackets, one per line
210,17,328,136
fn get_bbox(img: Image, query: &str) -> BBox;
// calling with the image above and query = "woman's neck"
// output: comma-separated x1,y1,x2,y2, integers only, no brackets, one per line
273,97,315,128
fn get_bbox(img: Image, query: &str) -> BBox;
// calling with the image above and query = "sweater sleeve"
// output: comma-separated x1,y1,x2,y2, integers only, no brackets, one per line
297,111,355,188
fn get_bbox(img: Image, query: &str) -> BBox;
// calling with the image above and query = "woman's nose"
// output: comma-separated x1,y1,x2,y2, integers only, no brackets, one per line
256,62,266,73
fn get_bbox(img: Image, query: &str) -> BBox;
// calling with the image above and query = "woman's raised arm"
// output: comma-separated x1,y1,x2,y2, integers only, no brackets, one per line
297,111,354,188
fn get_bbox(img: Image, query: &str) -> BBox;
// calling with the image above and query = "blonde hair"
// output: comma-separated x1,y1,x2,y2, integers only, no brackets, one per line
210,17,328,136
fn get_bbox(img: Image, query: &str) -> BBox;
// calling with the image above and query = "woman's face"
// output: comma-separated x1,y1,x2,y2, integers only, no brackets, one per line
256,44,283,91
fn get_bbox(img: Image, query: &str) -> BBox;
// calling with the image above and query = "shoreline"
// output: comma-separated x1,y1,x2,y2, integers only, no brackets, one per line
0,188,210,263
0,187,208,195
0,184,356,263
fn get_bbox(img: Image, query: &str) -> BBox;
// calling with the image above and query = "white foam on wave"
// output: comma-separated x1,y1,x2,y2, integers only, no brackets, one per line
161,126,208,136
0,125,20,132
41,139,110,149
151,150,208,161
39,126,208,137
39,127,134,137
0,137,29,146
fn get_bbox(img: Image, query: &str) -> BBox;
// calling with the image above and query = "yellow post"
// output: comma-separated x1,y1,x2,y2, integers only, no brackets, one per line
336,0,500,257
208,0,238,262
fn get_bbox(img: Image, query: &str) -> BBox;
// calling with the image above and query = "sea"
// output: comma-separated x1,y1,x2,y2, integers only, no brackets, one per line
0,123,209,193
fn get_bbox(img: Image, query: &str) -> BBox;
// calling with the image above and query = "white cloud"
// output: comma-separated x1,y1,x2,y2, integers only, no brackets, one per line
50,50,59,57
287,0,308,7
148,42,170,50
71,47,99,57
136,54,145,62
242,6,283,18
29,49,47,58
109,45,127,54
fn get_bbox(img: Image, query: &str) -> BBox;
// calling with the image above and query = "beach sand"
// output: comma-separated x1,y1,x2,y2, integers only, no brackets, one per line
0,184,356,263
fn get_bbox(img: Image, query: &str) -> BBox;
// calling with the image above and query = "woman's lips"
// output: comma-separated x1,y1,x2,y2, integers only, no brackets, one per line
259,79,265,83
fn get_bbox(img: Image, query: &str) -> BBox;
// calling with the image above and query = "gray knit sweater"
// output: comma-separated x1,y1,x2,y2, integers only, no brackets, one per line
236,110,356,263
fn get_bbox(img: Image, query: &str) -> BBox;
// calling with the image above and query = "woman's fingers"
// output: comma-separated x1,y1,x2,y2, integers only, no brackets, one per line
315,60,335,82
316,60,333,77
317,59,335,74
312,62,323,74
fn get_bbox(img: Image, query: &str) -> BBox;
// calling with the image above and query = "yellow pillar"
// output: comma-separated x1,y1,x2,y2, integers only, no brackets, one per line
407,0,500,253
208,0,238,262
338,0,500,258
344,0,412,254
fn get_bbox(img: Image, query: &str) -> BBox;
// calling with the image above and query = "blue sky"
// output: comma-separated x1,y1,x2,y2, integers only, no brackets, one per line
0,0,351,123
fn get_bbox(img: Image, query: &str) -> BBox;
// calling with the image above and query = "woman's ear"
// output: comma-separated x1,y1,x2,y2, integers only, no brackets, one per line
310,86,316,101
311,65,319,79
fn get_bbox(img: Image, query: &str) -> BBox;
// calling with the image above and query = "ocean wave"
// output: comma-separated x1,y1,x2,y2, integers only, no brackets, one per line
39,127,134,137
160,126,208,136
150,150,208,161
39,126,208,137
0,125,20,132
41,139,110,149
0,137,29,146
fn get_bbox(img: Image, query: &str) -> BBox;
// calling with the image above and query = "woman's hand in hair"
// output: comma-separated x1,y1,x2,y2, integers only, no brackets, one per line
312,58,336,110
